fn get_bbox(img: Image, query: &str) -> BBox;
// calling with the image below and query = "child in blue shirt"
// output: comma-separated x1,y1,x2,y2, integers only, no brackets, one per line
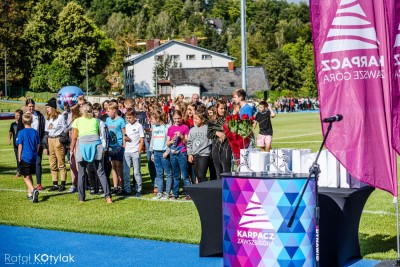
150,110,172,200
16,112,40,203
106,101,126,195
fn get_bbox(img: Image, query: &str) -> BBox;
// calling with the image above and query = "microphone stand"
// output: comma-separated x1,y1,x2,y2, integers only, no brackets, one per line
287,122,334,267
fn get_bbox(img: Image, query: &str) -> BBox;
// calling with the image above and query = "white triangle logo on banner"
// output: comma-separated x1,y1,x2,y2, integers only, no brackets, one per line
321,0,380,54
394,24,400,47
238,193,275,230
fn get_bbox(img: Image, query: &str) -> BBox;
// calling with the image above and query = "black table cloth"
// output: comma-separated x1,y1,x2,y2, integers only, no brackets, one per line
185,177,374,266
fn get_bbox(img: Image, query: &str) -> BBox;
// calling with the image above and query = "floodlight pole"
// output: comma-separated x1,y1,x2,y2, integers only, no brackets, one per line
4,48,7,98
240,0,247,92
85,51,89,97
154,49,158,99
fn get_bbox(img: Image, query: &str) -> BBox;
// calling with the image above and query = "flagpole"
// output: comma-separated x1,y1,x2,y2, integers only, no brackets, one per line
240,0,247,92
396,196,400,266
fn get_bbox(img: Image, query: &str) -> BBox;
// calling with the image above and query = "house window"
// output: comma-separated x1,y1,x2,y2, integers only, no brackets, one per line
186,54,196,60
171,55,180,61
230,81,235,87
202,54,212,60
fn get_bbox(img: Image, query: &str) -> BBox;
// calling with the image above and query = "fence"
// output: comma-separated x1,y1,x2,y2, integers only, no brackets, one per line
0,86,28,98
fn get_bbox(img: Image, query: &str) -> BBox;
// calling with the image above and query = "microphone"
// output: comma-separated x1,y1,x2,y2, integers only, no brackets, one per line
322,114,343,123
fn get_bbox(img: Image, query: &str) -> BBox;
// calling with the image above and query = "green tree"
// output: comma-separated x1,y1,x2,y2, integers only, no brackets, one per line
85,74,111,94
275,18,306,48
54,2,113,83
200,25,227,53
87,0,114,26
282,38,316,96
132,11,149,39
0,0,33,87
209,0,229,21
23,0,63,70
113,0,142,16
102,12,134,39
30,60,78,92
264,50,301,92
146,11,176,39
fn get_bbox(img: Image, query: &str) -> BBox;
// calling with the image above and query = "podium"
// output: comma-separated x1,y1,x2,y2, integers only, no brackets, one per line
185,175,374,266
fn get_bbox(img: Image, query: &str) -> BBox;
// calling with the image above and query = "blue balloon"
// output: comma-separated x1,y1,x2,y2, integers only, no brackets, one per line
57,86,84,110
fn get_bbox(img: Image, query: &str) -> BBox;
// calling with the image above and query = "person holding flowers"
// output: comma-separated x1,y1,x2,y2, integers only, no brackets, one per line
224,112,254,163
253,101,276,152
207,100,232,180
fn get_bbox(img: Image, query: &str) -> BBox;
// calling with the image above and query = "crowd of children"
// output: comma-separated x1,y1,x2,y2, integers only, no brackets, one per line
10,88,277,203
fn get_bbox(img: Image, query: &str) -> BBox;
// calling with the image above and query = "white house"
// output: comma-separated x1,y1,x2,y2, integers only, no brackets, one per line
123,39,235,98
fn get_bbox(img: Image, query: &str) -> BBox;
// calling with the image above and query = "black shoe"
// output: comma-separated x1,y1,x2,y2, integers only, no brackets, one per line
98,188,104,195
111,187,119,194
58,185,66,192
134,192,141,198
32,189,39,203
90,189,96,195
48,185,59,191
116,188,127,196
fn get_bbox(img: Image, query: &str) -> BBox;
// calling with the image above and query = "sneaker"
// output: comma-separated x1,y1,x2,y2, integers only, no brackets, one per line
111,187,119,195
161,193,169,200
153,193,163,200
36,184,43,191
58,185,66,192
32,189,39,203
90,189,96,195
98,188,104,195
27,195,33,201
134,192,141,198
116,188,127,196
16,172,21,178
68,186,77,193
48,185,59,191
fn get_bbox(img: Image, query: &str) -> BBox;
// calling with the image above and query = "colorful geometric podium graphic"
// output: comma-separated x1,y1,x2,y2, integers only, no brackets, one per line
223,176,316,267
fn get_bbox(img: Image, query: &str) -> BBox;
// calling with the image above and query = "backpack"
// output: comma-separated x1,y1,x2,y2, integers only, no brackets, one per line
59,124,71,147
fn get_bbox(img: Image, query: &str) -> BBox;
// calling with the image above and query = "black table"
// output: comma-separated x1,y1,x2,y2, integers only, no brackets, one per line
185,178,374,266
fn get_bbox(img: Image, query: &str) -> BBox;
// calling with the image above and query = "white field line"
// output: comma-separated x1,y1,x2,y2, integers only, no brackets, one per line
0,170,18,174
362,210,396,216
0,189,394,209
0,188,193,203
274,141,322,144
273,132,322,140
0,148,14,151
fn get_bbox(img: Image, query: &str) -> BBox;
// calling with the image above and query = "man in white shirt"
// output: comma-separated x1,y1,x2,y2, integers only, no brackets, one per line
122,108,144,197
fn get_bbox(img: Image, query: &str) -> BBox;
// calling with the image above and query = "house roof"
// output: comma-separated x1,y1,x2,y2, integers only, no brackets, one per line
207,18,223,29
169,67,270,96
124,40,235,64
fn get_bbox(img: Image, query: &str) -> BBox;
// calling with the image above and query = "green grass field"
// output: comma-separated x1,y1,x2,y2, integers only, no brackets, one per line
0,101,398,260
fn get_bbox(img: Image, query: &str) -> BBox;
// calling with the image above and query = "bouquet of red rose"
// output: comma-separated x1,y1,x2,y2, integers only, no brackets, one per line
223,114,255,163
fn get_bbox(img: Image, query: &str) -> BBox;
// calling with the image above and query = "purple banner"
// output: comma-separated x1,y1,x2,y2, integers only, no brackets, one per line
392,2,400,159
223,177,316,267
310,0,398,196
